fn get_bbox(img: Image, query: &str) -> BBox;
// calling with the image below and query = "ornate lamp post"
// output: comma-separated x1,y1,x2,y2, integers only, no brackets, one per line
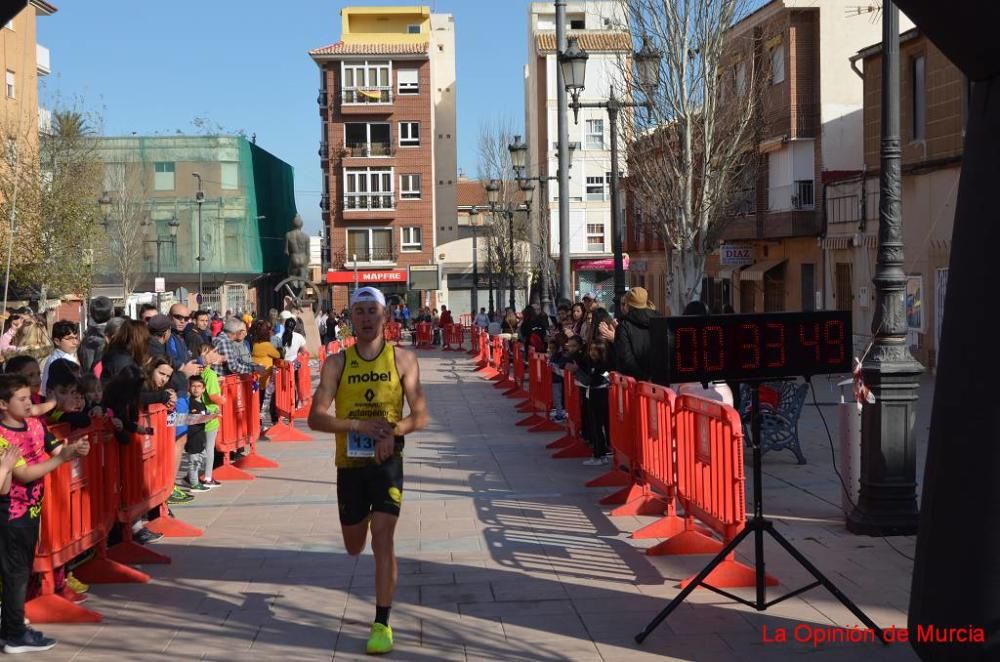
509,135,555,313
560,35,661,310
145,217,180,309
468,205,484,315
486,179,531,313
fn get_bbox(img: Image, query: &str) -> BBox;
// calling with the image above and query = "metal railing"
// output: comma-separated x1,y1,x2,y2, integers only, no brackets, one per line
317,89,328,109
345,142,394,157
343,193,395,211
768,181,815,212
331,249,397,267
341,87,393,105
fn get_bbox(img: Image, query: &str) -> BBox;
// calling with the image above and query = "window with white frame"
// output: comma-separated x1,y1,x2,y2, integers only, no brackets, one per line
585,176,606,201
401,226,422,251
586,223,606,252
398,69,419,95
770,44,785,84
344,167,394,210
400,174,421,199
220,162,238,190
585,119,604,149
399,122,420,146
341,61,392,103
5,70,14,99
344,122,391,156
347,227,394,262
154,162,175,191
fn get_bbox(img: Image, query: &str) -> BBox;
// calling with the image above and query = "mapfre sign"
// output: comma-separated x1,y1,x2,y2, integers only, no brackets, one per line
720,244,754,266
326,269,407,285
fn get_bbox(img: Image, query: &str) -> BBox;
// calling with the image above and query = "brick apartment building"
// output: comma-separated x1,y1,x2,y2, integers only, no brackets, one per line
310,6,457,312
824,28,963,368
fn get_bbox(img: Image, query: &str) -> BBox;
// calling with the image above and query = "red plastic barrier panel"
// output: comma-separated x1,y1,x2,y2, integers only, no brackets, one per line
266,359,312,442
548,364,591,457
217,375,249,457
117,406,171,526
459,313,472,327
415,322,433,348
294,350,314,418
441,324,455,351
384,321,402,343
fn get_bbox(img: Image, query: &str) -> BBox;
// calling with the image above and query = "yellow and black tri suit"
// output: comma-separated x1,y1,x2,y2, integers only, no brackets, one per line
334,341,405,525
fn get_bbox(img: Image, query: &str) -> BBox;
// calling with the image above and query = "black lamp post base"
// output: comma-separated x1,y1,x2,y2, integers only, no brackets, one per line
847,506,919,536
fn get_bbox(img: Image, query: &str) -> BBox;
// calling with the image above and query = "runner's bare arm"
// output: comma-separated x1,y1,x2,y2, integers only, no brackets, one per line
307,352,353,434
393,347,428,436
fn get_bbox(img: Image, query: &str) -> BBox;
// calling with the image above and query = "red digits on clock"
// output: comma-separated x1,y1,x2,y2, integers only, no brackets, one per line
702,325,724,371
825,320,846,364
675,327,698,373
765,323,785,368
800,321,821,362
740,323,760,369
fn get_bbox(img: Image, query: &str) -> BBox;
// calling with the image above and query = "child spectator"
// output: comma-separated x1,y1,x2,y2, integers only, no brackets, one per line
548,334,569,422
199,345,225,488
143,358,191,506
3,356,56,418
579,342,612,465
40,321,80,394
250,321,280,425
0,373,90,653
184,376,211,492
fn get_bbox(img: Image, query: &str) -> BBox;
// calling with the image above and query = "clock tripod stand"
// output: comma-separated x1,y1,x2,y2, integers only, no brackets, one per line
635,380,886,644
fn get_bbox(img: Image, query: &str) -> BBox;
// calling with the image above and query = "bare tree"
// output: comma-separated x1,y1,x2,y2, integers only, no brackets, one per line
476,118,531,311
102,157,150,301
615,0,769,313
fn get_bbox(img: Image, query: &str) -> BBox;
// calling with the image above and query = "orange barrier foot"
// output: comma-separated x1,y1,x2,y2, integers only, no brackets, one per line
599,482,644,506
25,594,102,624
610,494,667,517
503,387,528,399
107,540,171,565
146,515,203,538
515,401,535,412
235,452,280,469
546,433,576,449
679,557,779,589
631,513,687,540
293,405,310,418
263,421,312,442
74,556,150,585
478,368,500,380
529,419,563,433
585,469,631,488
516,414,544,427
646,528,724,556
552,442,592,459
493,378,513,388
213,463,255,481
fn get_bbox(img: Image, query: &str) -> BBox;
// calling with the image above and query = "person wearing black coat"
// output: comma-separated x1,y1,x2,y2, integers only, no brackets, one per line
606,287,654,382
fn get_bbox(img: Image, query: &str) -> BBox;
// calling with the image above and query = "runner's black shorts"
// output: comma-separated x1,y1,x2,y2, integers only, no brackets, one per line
336,439,405,526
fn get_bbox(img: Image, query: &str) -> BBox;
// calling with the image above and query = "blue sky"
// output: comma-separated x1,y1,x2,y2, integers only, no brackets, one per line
38,0,536,234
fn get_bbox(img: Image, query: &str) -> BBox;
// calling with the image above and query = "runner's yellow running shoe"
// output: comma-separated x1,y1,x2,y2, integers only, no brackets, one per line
66,572,89,594
366,622,393,655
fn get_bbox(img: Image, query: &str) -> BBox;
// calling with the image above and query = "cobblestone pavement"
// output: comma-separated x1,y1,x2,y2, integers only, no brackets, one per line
31,351,932,660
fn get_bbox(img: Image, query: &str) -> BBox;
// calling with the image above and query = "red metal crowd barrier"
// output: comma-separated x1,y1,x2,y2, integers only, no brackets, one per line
385,321,402,344
503,341,528,399
448,324,465,351
414,322,433,348
266,359,312,442
215,374,279,481
547,364,591,459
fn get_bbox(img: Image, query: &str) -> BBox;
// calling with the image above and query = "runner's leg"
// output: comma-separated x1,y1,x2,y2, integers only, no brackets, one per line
370,512,398,608
341,517,371,556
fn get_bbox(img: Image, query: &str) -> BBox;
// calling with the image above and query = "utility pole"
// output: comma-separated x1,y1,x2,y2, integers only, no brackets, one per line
847,0,922,535
555,0,571,301
193,172,205,300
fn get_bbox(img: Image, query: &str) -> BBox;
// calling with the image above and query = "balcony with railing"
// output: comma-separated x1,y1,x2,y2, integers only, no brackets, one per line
768,180,814,212
345,142,394,158
331,248,397,268
341,86,393,109
320,194,330,213
343,193,395,212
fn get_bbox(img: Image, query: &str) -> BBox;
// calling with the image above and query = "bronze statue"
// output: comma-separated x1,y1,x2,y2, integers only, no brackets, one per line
285,213,311,282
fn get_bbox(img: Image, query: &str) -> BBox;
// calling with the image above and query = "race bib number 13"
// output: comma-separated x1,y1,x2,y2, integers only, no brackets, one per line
347,431,376,458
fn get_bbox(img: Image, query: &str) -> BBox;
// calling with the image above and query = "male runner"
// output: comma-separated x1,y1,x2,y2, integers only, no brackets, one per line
308,286,428,655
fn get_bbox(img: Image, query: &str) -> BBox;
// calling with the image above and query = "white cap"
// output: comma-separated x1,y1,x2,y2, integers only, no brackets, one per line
279,310,294,320
350,286,386,308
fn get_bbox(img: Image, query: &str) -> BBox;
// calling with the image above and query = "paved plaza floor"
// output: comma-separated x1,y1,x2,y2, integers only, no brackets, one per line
32,351,934,661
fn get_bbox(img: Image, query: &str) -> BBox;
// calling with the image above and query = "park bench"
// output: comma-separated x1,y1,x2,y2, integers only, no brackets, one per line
739,381,810,464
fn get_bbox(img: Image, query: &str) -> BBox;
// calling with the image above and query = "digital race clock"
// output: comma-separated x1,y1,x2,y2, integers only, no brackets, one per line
649,311,853,384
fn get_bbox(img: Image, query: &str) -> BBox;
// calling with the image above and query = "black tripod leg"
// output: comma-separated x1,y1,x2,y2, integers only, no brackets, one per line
635,524,753,644
764,525,887,643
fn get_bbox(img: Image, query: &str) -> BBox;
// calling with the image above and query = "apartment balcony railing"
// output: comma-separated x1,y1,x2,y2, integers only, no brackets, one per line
768,181,815,212
331,249,397,268
343,193,395,211
320,194,330,212
345,142,394,158
319,141,329,159
317,89,328,110
341,87,393,105
726,188,757,217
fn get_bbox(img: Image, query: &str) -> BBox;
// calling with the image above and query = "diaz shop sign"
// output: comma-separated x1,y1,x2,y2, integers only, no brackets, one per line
721,243,753,266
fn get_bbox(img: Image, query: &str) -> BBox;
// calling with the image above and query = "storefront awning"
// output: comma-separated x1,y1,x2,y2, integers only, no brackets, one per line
739,258,787,282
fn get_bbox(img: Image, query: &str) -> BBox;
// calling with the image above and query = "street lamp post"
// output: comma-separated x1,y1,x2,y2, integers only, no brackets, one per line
144,216,180,309
486,179,532,314
508,135,556,314
192,172,205,300
560,35,661,311
555,0,571,302
469,206,484,315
